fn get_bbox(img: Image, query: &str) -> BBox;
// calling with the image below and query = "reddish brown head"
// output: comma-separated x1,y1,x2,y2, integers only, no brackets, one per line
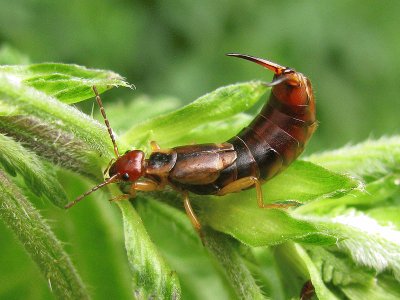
226,53,314,107
109,150,145,182
64,87,145,209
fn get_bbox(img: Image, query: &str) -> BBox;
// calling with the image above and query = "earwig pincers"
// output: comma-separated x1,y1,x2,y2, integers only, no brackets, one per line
65,54,317,233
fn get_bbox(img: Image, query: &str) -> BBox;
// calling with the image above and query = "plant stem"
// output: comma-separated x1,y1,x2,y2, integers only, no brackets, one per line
0,170,89,299
202,227,267,300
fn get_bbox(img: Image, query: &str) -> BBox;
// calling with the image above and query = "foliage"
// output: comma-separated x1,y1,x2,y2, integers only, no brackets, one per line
0,60,399,300
1,1,400,152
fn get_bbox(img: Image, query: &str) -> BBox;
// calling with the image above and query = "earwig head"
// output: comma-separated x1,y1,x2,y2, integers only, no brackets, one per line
64,150,145,209
64,86,144,209
109,150,145,182
226,53,313,106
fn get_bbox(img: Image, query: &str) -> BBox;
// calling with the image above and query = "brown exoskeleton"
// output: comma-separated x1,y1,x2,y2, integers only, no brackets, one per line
65,54,317,233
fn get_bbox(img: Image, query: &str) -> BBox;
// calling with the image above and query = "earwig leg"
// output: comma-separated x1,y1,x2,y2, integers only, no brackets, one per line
150,141,161,151
262,202,300,209
133,181,203,233
134,180,202,233
217,176,262,198
109,194,131,202
110,180,162,203
217,176,297,209
182,192,202,232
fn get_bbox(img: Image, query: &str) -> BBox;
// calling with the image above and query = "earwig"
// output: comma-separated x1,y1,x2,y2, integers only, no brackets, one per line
65,54,317,232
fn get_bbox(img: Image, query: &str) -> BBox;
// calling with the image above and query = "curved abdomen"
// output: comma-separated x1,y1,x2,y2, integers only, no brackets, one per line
163,55,318,196
168,91,317,196
227,91,317,183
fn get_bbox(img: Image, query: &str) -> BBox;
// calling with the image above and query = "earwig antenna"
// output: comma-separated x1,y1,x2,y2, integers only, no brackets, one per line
64,174,119,209
226,53,286,75
93,86,120,158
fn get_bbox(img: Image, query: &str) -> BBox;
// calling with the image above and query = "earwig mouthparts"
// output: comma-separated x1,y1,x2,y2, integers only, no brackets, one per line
226,53,285,75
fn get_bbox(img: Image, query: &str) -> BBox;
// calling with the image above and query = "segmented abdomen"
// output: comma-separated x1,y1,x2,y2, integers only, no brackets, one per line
225,92,317,182
168,82,316,196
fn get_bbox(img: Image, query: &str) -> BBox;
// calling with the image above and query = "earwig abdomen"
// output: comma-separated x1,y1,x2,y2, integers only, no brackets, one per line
163,55,316,195
228,77,316,182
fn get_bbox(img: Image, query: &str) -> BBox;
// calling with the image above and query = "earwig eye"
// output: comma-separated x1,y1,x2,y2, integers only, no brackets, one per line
122,173,130,181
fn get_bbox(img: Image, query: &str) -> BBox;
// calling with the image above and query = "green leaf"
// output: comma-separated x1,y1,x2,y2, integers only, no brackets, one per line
307,136,400,181
0,71,127,178
262,161,358,203
134,198,237,300
272,243,310,298
175,113,253,146
3,57,399,300
0,63,132,104
202,228,267,300
367,206,400,229
0,170,88,299
0,64,181,298
304,209,400,281
198,161,357,247
305,246,400,299
341,274,400,300
250,248,286,299
116,200,181,299
0,133,67,207
294,244,340,300
296,174,400,214
103,95,182,132
302,246,400,299
200,194,337,247
305,246,375,286
54,171,132,300
121,81,268,147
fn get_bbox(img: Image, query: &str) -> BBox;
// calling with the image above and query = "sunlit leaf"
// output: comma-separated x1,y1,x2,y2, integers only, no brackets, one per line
307,136,400,181
122,81,268,147
0,63,132,104
304,210,400,281
117,200,181,299
0,71,127,178
198,161,357,247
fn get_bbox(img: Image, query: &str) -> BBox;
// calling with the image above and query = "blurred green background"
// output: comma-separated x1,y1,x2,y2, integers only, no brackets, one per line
1,1,399,299
1,1,399,152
